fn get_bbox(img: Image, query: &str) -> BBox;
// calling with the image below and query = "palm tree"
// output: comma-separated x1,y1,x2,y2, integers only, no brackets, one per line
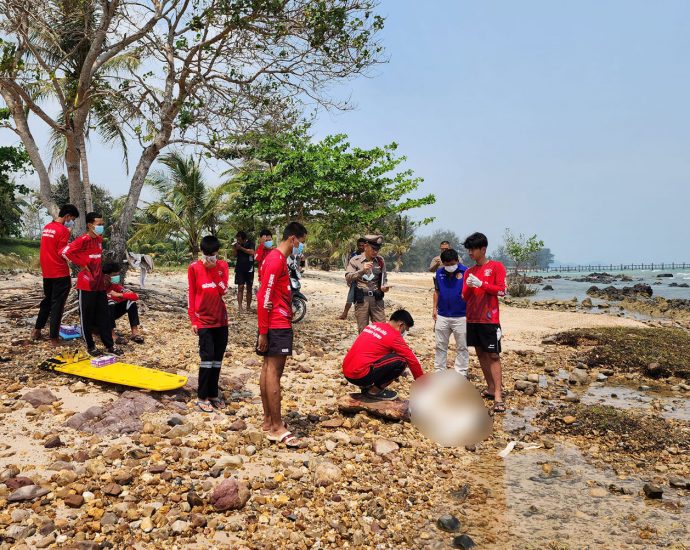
129,152,235,257
382,214,415,272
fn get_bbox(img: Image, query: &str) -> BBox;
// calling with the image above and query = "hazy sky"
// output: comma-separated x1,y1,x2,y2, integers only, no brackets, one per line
5,1,690,263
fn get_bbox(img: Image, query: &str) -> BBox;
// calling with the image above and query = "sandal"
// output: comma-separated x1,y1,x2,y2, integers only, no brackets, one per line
480,389,495,400
210,397,226,409
115,336,127,345
267,430,301,448
131,335,145,344
493,402,506,414
196,400,214,413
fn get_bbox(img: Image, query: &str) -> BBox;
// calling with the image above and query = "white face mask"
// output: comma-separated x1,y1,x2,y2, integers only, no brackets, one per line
444,264,458,273
362,273,375,281
203,254,217,263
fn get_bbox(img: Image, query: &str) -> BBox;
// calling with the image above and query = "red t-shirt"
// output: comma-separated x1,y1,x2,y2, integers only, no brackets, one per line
61,234,106,291
257,249,292,335
106,283,139,304
462,260,507,324
39,221,71,278
342,322,424,380
187,260,229,328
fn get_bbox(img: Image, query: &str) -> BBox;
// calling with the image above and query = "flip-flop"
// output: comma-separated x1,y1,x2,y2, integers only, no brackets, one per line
210,398,226,409
493,402,506,414
480,389,495,400
131,335,145,344
267,430,301,448
196,400,214,413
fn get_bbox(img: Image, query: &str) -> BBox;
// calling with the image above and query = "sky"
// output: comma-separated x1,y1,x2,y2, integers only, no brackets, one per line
5,0,690,264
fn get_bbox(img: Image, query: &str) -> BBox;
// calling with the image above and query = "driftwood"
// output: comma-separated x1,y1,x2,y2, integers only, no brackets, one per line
337,393,409,422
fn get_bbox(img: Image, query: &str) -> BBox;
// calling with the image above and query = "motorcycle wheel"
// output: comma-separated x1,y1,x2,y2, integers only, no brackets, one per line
292,296,307,323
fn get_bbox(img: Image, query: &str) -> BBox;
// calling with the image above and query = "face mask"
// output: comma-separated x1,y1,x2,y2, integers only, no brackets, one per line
110,275,121,284
265,240,273,249
444,264,458,273
362,273,375,281
400,328,407,338
93,225,104,236
292,241,305,256
203,255,217,263
64,220,75,229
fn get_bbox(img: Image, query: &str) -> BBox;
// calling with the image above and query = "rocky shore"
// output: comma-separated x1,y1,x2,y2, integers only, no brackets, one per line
0,270,688,549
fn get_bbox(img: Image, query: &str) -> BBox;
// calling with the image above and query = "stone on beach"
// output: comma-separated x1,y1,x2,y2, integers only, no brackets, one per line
210,478,250,511
22,388,59,408
337,393,409,421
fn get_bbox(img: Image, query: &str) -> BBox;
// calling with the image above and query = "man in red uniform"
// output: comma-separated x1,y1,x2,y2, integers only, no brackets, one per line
102,262,144,344
188,235,229,412
342,309,423,400
61,212,120,356
461,232,507,413
32,204,80,345
256,221,307,447
254,228,273,280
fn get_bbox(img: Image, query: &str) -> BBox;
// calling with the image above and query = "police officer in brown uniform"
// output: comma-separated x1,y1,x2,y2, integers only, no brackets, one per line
345,235,390,333
428,240,452,272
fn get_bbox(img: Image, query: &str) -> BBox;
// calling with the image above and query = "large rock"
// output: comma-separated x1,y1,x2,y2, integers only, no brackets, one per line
337,393,409,421
22,388,59,408
373,439,399,455
63,391,160,434
8,484,50,502
586,283,653,301
312,460,342,487
210,478,250,511
570,368,590,385
4,477,34,490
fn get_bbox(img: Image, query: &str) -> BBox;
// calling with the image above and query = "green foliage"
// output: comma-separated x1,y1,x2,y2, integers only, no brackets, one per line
129,152,235,257
228,128,435,266
403,230,468,272
51,175,114,220
503,228,544,274
380,214,415,272
0,237,40,269
0,145,32,237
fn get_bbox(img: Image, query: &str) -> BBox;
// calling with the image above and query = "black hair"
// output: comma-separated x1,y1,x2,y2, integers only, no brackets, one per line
200,235,221,255
390,308,414,328
440,249,459,263
59,204,79,218
235,230,247,240
85,212,102,225
357,237,367,244
260,228,272,237
463,232,488,250
102,261,121,275
440,240,450,246
282,221,307,240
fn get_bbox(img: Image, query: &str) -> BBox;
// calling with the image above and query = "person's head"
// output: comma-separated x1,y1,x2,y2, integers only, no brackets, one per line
463,232,488,263
259,228,273,246
356,237,367,253
440,248,460,272
282,222,308,255
102,261,123,284
200,235,221,264
58,204,79,228
85,212,104,236
235,230,247,245
363,235,383,259
440,240,451,253
389,309,414,336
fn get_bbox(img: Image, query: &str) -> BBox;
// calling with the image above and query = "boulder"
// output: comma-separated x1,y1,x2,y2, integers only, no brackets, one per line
210,478,250,511
22,388,59,408
312,460,342,487
8,484,50,502
4,477,34,490
337,393,409,421
63,391,160,435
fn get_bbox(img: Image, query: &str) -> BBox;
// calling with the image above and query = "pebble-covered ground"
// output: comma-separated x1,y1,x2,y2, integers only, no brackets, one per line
0,270,688,549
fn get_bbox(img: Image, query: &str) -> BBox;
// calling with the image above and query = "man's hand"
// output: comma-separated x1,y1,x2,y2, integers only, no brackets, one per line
362,261,373,274
381,285,390,293
202,258,215,269
257,334,269,352
191,326,198,335
432,308,438,321
265,300,273,312
110,291,124,299
466,274,483,288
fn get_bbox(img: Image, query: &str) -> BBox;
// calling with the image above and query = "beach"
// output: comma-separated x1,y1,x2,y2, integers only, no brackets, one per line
0,269,688,549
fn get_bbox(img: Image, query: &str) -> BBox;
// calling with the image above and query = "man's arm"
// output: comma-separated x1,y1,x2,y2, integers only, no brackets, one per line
391,336,424,379
345,257,363,285
433,289,439,320
481,263,507,296
380,257,389,290
428,256,441,273
234,242,255,255
209,262,229,296
187,266,198,326
257,262,276,335
61,235,86,267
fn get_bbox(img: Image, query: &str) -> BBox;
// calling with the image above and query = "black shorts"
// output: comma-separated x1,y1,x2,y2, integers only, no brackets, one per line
255,328,294,357
345,353,407,388
466,323,502,353
235,269,255,286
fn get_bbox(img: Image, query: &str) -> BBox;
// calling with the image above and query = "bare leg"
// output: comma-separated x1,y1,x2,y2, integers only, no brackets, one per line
263,355,287,435
237,286,244,312
246,285,252,310
259,358,270,430
488,352,503,403
476,350,495,394
338,302,352,320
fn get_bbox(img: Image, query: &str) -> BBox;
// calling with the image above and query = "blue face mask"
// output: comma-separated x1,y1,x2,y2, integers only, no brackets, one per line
292,241,305,256
93,225,105,236
110,275,121,284
64,220,75,229
264,240,273,249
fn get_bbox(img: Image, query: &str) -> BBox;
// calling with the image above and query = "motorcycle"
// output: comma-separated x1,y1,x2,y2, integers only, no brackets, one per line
289,260,307,323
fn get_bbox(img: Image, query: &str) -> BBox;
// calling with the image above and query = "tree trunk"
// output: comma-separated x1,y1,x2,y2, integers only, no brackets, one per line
65,135,86,233
79,135,94,212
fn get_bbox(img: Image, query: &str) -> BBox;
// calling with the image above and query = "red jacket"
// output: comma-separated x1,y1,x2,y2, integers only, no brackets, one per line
39,221,71,278
187,260,229,328
106,283,139,304
61,234,105,291
257,249,292,335
462,260,507,324
342,322,424,380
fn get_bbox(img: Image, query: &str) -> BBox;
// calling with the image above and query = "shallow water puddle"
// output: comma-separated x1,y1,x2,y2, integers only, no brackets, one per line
497,444,690,547
582,384,690,421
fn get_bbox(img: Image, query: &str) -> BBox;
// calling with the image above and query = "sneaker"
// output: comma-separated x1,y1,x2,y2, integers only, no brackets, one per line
107,347,124,357
364,388,398,401
88,348,103,357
